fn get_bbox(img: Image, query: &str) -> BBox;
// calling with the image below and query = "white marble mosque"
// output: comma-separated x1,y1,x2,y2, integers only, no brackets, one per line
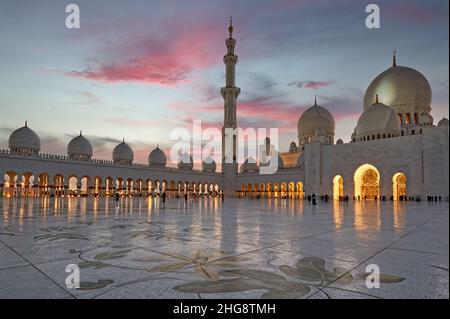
0,20,448,202
0,21,448,300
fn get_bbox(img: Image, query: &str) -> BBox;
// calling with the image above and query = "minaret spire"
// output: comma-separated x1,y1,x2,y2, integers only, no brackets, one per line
221,18,241,165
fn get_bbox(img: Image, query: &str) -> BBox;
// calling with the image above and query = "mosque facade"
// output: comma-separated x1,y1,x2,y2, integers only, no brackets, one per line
0,22,448,201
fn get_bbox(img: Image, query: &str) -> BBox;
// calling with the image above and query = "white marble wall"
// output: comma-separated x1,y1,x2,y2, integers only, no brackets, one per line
306,125,449,200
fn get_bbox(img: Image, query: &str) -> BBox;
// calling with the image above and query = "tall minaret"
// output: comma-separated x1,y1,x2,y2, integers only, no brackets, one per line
221,17,240,197
221,17,240,163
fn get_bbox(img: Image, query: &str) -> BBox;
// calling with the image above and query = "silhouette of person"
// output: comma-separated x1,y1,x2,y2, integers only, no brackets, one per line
312,193,317,205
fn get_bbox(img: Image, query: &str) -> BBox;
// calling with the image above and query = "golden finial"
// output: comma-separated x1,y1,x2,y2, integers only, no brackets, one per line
393,50,397,67
228,16,233,37
375,94,379,104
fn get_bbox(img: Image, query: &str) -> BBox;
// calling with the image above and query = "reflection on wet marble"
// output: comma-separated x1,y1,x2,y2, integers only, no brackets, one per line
0,197,448,299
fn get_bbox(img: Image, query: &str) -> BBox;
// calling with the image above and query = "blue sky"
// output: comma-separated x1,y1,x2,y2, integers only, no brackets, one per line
0,0,448,165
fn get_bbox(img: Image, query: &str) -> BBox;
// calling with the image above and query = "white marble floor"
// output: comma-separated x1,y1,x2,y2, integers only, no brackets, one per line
0,197,448,299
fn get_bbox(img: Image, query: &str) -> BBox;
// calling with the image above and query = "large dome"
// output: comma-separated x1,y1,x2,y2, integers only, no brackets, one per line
148,145,167,167
363,65,432,115
67,132,93,160
355,98,400,138
9,122,41,155
113,139,134,165
178,152,194,170
298,100,335,144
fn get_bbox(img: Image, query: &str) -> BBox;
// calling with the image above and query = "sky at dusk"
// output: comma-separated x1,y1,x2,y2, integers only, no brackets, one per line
0,0,448,166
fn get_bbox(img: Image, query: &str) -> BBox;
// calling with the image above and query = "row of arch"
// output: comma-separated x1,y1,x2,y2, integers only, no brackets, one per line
0,172,222,198
0,164,408,200
334,164,406,200
238,165,407,201
239,181,304,199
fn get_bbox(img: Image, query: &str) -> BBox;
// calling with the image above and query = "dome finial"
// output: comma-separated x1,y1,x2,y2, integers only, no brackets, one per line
375,94,379,104
122,137,125,143
25,120,28,128
80,130,82,136
157,144,159,149
228,16,233,38
314,96,317,106
393,50,397,67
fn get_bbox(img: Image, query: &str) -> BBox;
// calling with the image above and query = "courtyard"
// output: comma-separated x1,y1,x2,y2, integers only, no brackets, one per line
0,197,448,299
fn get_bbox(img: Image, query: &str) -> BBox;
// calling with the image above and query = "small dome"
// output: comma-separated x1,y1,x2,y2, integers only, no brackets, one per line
438,117,449,127
240,158,259,173
289,141,299,153
113,139,134,165
356,100,400,137
178,152,194,170
260,155,284,169
9,121,41,155
148,145,167,167
298,101,335,144
67,132,93,160
336,139,344,144
202,156,216,173
419,113,433,126
363,65,432,115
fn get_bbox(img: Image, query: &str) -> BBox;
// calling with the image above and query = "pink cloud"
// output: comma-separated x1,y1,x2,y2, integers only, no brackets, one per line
288,80,333,90
67,60,191,85
65,21,225,85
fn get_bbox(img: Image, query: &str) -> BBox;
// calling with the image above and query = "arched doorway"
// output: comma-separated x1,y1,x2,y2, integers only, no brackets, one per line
266,183,272,198
288,182,295,198
333,175,344,200
354,164,380,200
393,173,406,201
296,182,304,199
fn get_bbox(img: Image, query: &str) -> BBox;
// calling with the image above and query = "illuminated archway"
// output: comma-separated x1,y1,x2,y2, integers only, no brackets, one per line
273,183,280,198
288,182,295,198
266,183,272,198
333,175,344,200
296,182,304,199
354,164,380,200
393,173,406,201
